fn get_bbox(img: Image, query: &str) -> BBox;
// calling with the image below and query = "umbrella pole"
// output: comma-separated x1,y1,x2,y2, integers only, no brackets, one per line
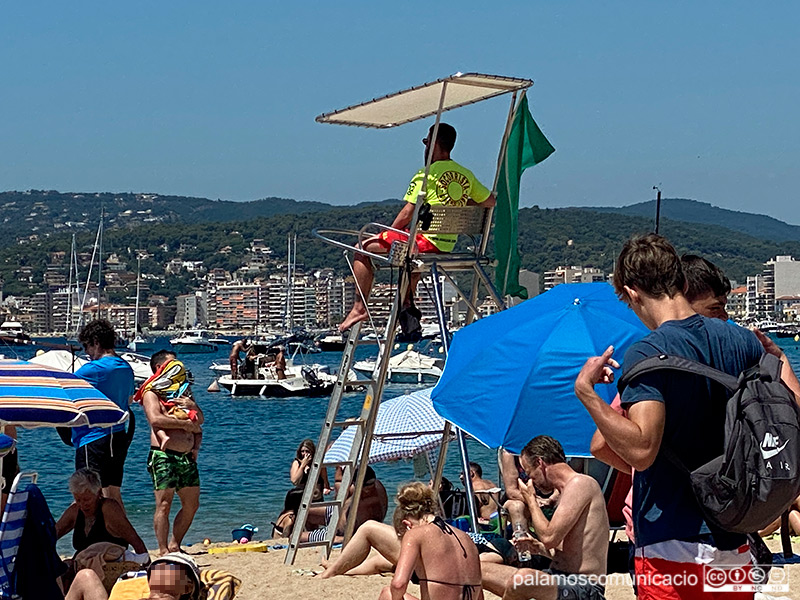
430,262,480,530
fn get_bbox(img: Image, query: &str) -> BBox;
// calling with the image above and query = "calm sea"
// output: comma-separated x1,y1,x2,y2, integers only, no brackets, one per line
8,335,800,553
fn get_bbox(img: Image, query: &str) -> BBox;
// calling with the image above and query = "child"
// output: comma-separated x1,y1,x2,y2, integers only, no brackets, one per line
135,354,202,456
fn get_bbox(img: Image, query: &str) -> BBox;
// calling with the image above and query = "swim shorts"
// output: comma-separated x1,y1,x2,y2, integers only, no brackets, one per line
147,447,200,491
376,230,441,254
76,432,130,488
543,568,606,600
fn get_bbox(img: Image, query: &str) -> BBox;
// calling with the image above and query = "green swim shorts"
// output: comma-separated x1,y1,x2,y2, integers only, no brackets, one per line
147,447,200,491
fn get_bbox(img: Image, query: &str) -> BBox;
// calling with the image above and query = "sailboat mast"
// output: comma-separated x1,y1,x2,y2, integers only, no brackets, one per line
133,255,141,334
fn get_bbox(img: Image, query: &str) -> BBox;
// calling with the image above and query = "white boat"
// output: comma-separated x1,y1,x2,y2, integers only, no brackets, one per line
316,332,346,352
209,336,230,345
29,349,152,384
0,321,31,344
128,335,156,353
353,348,444,384
169,330,217,353
216,360,337,397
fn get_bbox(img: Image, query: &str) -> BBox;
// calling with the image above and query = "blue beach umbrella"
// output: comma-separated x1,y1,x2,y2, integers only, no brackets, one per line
0,360,128,428
325,388,449,464
431,283,648,456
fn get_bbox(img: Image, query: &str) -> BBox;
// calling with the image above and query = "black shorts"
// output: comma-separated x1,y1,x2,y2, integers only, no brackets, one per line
2,449,19,494
75,432,130,488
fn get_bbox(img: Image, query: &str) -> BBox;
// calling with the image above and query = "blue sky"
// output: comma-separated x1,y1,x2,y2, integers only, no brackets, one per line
2,2,798,224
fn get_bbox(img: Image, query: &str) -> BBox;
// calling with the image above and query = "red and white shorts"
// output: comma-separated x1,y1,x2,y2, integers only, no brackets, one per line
634,541,754,600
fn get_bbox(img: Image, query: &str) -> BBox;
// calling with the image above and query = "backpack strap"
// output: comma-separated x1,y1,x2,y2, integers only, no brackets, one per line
617,354,740,395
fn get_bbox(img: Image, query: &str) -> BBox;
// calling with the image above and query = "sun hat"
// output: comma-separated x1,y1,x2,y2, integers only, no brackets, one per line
148,552,203,600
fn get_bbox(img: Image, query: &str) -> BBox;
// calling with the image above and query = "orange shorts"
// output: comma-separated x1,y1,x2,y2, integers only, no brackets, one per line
375,230,441,254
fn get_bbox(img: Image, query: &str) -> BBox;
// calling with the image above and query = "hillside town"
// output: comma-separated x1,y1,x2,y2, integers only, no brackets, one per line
3,226,799,336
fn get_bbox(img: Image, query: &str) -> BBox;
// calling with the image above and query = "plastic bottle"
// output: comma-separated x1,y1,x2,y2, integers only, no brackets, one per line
513,523,532,562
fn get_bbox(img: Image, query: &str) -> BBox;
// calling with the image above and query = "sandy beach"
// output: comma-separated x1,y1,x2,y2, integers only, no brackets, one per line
178,535,800,600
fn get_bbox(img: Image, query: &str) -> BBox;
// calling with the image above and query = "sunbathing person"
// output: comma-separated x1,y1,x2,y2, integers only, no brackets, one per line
55,469,148,560
481,436,608,600
339,123,495,332
65,552,204,600
376,481,483,600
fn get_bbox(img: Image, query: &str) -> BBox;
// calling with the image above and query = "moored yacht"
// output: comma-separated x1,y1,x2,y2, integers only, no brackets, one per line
169,330,217,353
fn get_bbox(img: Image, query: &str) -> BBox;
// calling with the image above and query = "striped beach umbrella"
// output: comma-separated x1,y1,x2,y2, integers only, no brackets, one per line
0,360,128,428
325,388,449,464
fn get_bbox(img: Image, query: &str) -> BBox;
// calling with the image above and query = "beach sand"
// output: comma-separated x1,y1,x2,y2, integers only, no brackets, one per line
182,535,800,600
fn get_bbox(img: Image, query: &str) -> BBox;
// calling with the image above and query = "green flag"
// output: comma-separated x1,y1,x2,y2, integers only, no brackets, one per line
494,95,555,299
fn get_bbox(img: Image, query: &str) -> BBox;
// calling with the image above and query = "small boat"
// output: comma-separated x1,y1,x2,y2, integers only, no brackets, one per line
128,335,156,352
209,336,231,345
216,361,337,397
29,349,152,384
169,330,217,353
353,348,444,384
316,332,346,352
0,321,31,345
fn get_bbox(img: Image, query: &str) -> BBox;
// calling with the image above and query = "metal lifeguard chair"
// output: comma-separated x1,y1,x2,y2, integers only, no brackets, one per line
285,72,533,564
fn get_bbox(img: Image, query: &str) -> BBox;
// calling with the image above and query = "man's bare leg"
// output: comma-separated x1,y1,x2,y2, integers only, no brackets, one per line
504,499,530,531
102,485,125,515
317,520,400,578
169,486,199,552
482,564,558,600
339,254,375,332
154,488,175,555
65,569,108,600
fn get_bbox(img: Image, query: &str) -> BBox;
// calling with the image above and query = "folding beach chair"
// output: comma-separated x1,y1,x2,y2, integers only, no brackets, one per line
0,472,37,599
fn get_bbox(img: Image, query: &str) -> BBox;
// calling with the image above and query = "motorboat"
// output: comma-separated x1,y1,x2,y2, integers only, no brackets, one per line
128,335,156,353
0,321,31,344
316,332,346,352
216,361,337,397
209,336,230,345
353,348,444,384
169,330,217,353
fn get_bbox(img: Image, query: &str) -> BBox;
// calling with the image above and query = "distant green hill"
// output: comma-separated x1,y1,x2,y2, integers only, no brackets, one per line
592,198,800,243
4,199,799,299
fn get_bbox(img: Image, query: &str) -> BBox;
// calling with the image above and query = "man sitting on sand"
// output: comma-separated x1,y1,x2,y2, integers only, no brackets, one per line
460,461,499,521
339,123,495,332
481,435,608,600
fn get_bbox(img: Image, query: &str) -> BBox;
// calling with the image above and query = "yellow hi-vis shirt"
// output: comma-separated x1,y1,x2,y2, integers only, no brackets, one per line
403,159,492,253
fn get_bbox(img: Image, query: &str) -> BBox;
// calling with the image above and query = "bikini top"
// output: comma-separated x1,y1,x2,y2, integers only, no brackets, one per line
413,516,480,600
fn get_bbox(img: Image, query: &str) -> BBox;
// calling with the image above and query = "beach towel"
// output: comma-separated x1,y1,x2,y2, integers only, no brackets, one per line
108,568,241,600
133,359,196,420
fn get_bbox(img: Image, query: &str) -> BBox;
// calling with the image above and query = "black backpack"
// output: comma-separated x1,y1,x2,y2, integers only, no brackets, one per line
618,352,800,534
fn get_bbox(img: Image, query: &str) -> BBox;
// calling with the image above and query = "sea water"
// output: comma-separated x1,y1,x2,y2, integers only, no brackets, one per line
11,340,498,553
9,336,800,554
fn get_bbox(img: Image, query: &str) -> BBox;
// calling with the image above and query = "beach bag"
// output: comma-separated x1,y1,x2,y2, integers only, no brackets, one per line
619,352,800,533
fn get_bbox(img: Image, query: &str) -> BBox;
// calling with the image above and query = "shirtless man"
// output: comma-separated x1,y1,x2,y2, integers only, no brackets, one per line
482,435,608,600
228,338,250,379
142,363,204,555
460,462,499,520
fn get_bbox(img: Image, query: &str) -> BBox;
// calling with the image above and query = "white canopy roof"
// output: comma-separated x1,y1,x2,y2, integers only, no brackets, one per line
316,72,533,129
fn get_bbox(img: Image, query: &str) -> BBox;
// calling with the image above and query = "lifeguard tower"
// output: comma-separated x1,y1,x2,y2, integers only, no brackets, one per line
285,72,534,564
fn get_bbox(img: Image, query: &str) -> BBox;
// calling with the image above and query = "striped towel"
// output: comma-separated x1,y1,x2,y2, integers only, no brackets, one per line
0,475,30,598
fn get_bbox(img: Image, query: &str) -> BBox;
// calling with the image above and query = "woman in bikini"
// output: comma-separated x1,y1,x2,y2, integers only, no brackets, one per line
379,482,483,600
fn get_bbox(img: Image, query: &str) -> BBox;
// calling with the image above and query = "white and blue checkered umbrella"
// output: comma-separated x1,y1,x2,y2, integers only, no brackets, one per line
325,388,448,464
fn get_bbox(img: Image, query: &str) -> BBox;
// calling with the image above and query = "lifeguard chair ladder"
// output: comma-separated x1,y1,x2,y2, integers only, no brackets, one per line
285,73,533,565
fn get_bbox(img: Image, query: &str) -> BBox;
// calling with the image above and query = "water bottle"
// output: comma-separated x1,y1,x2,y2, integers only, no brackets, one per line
513,523,532,562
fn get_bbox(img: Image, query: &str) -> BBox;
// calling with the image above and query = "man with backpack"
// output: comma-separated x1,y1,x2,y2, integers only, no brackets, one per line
574,234,798,600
